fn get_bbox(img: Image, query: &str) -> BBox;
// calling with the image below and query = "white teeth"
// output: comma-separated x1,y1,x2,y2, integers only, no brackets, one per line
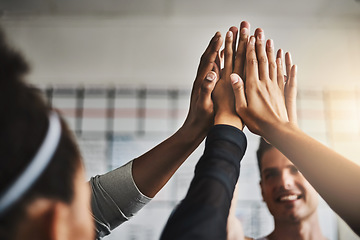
279,195,298,201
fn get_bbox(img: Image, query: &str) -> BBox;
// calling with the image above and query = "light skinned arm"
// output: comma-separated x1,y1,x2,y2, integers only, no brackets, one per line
231,31,360,236
227,182,245,240
132,31,224,198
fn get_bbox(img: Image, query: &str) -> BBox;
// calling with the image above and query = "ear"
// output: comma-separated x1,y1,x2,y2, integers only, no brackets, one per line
50,202,71,240
18,199,55,239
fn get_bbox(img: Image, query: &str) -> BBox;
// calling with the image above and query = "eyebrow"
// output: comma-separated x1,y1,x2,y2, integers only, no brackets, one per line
262,165,296,174
262,168,278,175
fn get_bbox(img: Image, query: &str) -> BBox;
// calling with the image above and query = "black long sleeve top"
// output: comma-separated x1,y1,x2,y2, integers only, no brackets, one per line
160,124,247,240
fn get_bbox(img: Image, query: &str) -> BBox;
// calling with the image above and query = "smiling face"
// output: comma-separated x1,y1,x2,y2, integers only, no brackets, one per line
259,147,319,223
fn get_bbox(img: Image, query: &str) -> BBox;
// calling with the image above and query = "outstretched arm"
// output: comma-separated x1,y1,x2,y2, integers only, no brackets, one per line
161,29,247,240
132,31,224,198
91,32,223,237
231,30,360,236
227,182,245,240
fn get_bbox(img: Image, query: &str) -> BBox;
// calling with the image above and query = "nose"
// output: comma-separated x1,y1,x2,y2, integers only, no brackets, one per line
278,170,295,190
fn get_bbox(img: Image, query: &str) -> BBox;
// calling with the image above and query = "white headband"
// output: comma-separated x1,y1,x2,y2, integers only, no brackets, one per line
0,111,62,216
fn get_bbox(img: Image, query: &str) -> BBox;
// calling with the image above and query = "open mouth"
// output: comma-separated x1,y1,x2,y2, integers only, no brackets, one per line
277,194,302,202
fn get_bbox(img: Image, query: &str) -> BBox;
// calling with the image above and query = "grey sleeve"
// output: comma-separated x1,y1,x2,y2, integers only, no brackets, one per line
90,160,152,239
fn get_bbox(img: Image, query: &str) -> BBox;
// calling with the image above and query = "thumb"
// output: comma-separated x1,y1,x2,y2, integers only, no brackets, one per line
198,71,218,108
285,65,297,124
230,73,247,115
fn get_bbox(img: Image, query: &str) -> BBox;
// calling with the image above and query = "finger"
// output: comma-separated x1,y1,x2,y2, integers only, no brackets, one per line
196,32,223,85
196,71,218,113
276,58,285,90
214,53,221,77
254,28,262,39
276,49,284,71
234,21,250,78
254,29,269,80
223,30,234,80
276,49,285,89
266,39,276,81
229,26,239,66
220,49,225,69
285,52,292,82
285,65,298,124
231,73,247,118
246,36,258,86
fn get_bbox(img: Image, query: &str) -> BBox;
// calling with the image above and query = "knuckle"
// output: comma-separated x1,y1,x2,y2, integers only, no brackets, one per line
200,53,208,63
210,42,218,52
247,58,258,66
246,80,257,90
256,40,264,47
200,82,213,93
240,34,248,41
225,47,232,56
267,46,274,53
258,56,268,64
247,47,256,57
269,61,276,70
233,84,243,92
236,49,245,58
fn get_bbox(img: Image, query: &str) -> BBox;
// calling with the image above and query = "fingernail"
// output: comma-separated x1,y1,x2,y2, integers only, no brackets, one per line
241,28,248,35
206,72,216,81
227,31,233,38
287,52,292,61
230,74,240,84
250,36,255,45
258,32,264,41
214,32,221,42
267,39,273,48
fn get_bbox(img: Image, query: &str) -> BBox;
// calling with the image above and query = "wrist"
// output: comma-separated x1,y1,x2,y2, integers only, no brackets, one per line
179,117,211,144
214,112,243,130
261,120,299,144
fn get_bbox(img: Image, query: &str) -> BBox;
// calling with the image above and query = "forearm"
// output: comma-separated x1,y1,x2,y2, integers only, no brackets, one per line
227,182,245,240
132,121,208,198
264,122,360,233
161,125,247,240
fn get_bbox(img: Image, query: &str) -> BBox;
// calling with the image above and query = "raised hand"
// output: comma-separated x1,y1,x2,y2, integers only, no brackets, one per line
212,30,243,130
182,31,223,136
211,21,250,130
230,29,297,138
283,52,298,124
131,31,223,198
233,21,250,79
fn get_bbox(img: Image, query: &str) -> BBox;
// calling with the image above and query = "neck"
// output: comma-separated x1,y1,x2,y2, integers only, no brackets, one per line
268,211,326,240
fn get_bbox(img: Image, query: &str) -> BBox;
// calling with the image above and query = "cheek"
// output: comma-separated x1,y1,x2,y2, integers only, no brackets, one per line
261,185,273,201
300,180,319,204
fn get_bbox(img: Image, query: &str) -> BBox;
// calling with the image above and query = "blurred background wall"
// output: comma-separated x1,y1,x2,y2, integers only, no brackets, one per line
1,0,360,239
